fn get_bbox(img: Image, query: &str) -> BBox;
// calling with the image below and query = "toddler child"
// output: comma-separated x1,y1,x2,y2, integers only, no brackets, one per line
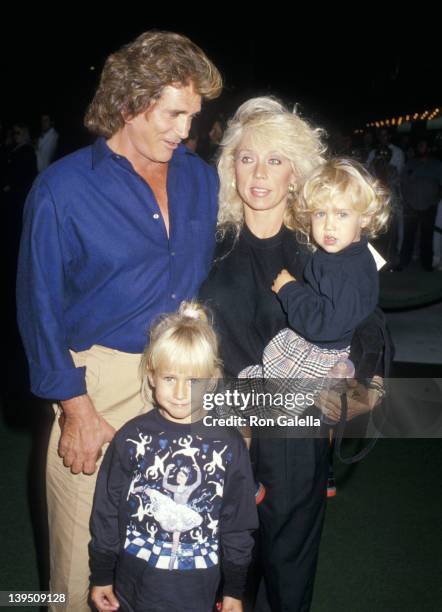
240,158,390,407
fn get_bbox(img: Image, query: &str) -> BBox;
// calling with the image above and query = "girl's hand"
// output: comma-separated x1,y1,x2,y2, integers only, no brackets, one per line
90,585,119,611
272,269,296,293
221,595,243,611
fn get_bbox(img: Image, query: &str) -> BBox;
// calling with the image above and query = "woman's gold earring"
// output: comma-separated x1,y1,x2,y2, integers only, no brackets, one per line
288,183,295,195
231,179,236,189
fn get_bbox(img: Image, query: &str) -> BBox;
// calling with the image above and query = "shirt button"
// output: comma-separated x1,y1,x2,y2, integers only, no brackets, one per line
171,293,176,299
153,213,160,220
171,251,175,257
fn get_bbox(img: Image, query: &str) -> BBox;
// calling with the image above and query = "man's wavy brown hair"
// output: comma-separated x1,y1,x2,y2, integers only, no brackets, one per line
85,31,222,137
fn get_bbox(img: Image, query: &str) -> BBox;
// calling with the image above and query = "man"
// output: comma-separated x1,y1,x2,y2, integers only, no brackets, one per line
367,128,405,174
398,137,442,271
367,128,405,257
36,113,59,172
17,31,221,610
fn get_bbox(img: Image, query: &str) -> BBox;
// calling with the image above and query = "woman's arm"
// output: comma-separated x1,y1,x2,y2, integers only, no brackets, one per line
316,307,392,421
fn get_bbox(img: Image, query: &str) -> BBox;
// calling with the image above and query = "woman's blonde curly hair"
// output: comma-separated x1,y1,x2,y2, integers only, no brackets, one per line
85,31,222,137
216,97,327,240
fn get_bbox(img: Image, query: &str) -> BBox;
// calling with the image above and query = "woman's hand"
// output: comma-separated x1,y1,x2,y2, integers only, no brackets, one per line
90,585,119,611
317,376,384,422
221,595,243,611
272,269,296,293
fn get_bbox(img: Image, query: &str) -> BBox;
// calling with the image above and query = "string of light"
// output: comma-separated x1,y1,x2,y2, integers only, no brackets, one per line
353,107,441,134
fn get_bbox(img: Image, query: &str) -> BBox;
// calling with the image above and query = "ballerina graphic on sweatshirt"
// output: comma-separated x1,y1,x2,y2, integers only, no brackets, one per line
145,457,203,569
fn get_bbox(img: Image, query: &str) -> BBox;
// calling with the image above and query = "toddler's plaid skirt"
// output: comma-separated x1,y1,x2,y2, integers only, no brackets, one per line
239,328,349,395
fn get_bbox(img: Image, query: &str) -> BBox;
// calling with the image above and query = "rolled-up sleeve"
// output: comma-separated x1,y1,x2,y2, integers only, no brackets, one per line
16,178,86,400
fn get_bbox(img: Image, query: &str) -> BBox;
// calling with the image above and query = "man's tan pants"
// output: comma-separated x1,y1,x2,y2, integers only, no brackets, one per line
46,345,151,611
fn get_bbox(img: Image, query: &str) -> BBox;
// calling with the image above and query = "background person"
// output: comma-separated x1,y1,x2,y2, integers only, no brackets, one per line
397,137,442,271
36,113,59,172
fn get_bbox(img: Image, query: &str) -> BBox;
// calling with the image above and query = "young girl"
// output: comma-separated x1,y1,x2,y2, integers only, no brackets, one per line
239,158,390,406
89,302,258,612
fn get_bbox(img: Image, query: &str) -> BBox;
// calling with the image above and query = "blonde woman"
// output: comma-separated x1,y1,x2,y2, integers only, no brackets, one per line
199,98,389,611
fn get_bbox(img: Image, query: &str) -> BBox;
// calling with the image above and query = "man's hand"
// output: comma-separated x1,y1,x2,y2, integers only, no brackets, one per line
317,376,384,422
58,394,116,475
221,596,243,612
272,269,296,294
90,585,119,611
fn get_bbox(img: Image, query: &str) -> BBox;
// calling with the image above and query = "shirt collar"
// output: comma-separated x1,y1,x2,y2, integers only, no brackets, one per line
169,143,198,167
92,137,197,169
177,142,196,156
91,137,114,168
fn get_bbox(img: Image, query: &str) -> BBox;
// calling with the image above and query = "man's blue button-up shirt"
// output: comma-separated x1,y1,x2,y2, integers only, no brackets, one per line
17,138,218,400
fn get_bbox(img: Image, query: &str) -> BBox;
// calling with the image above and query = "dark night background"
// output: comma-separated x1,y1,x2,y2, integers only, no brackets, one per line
1,19,442,612
1,20,440,148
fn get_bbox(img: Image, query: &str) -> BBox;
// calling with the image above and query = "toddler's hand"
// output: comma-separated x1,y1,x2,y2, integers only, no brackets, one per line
221,595,243,611
272,269,296,293
90,585,119,611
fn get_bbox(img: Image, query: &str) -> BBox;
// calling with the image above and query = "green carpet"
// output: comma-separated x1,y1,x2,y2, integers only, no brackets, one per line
0,417,39,612
312,439,442,611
